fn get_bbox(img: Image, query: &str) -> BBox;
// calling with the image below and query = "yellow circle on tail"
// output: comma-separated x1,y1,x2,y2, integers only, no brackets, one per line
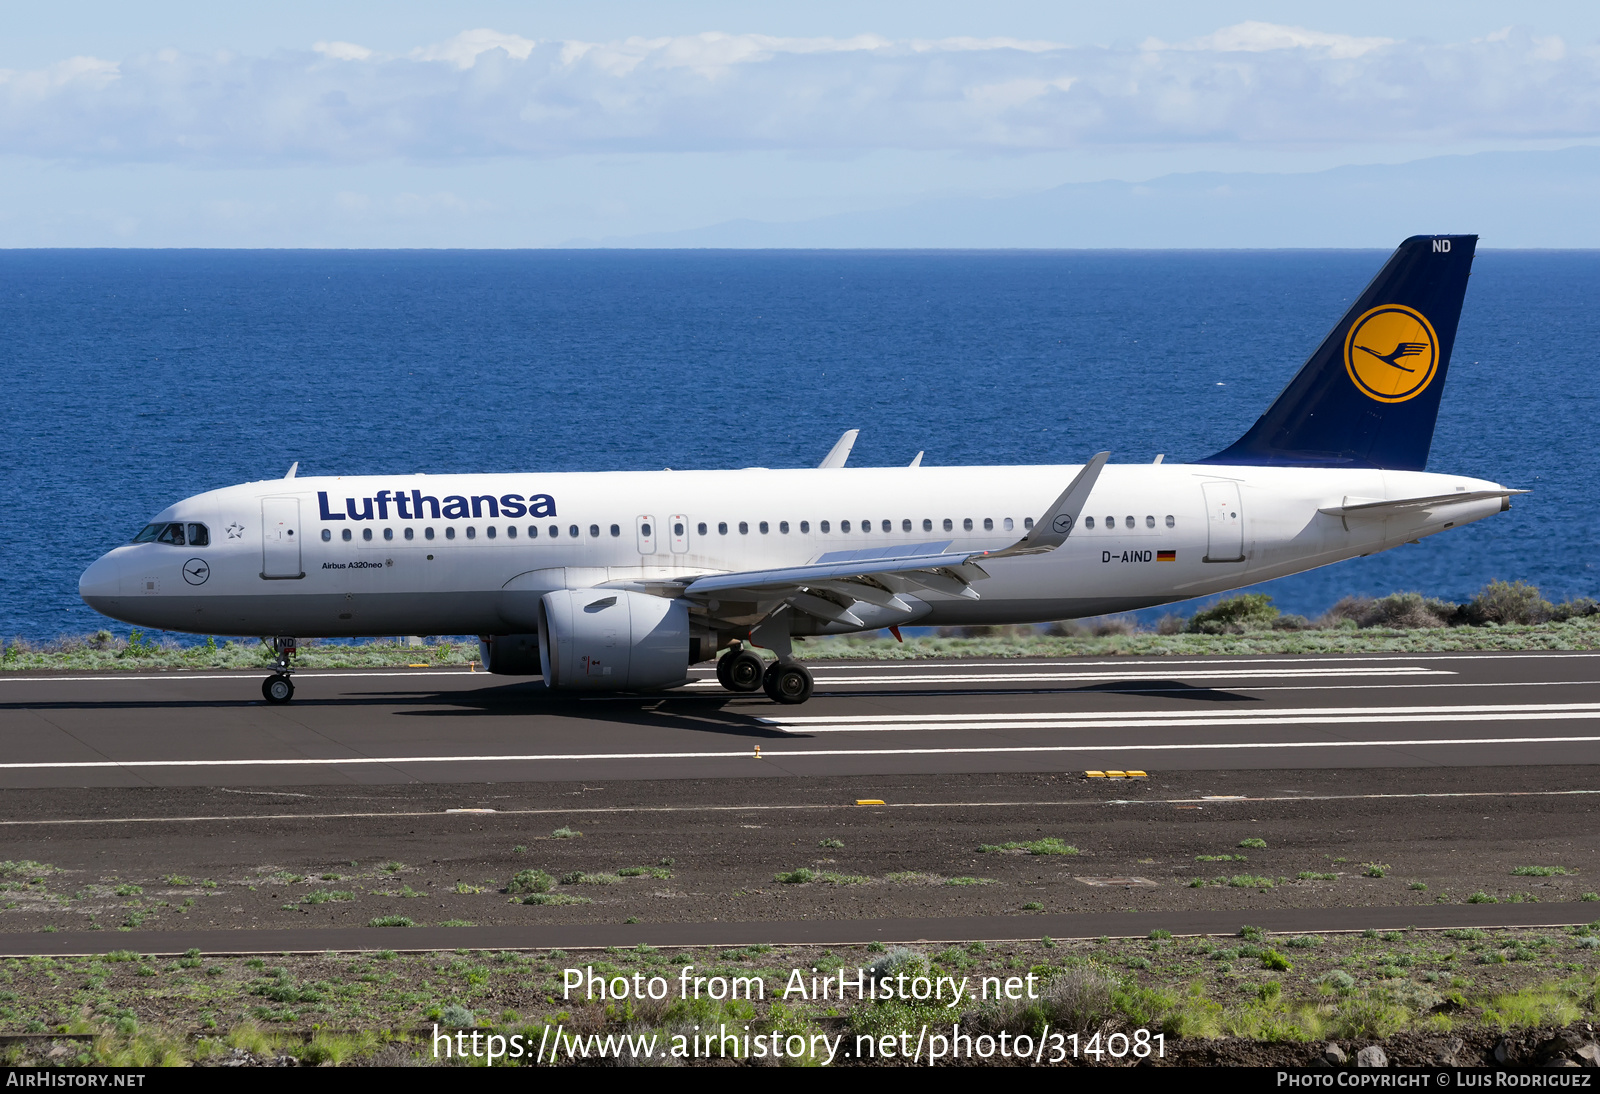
1344,304,1439,403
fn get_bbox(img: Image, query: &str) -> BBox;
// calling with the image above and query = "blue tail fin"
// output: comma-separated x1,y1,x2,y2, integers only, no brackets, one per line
1199,235,1477,471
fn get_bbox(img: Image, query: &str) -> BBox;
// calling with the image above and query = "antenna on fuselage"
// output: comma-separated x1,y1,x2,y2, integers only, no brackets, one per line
284,462,299,479
909,451,923,467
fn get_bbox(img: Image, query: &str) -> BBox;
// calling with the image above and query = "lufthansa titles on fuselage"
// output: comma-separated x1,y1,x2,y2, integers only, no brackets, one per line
317,490,557,522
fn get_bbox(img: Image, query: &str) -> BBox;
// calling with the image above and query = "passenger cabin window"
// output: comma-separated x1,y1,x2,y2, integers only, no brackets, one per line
486,526,496,540
902,519,912,532
590,525,600,538
759,521,769,534
859,520,868,533
779,521,789,534
923,519,933,532
820,521,830,533
1166,515,1176,528
739,522,749,535
321,529,331,542
882,519,891,533
342,529,353,541
569,525,579,538
363,528,373,541
1104,515,1114,528
942,518,953,531
426,527,435,540
1024,517,1034,529
718,522,728,535
507,526,516,539
549,525,559,538
697,522,707,536
446,527,456,540
1125,515,1134,529
1085,516,1095,529
1145,515,1155,528
466,527,476,540
800,521,810,533
528,526,538,538
962,518,973,531
384,528,394,540
612,524,622,537
983,518,993,531
405,527,415,540
1004,517,1014,531
841,520,851,533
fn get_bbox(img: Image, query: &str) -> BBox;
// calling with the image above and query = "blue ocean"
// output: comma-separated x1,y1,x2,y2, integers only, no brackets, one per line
1,249,1593,642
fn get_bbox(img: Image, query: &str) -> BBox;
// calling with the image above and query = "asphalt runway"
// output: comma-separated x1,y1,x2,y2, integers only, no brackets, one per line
3,651,1600,787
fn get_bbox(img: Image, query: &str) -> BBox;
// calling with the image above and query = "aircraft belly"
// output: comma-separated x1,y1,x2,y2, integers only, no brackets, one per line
80,592,505,638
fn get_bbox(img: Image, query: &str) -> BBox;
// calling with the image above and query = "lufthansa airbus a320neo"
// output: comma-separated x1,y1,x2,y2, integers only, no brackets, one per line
80,236,1519,705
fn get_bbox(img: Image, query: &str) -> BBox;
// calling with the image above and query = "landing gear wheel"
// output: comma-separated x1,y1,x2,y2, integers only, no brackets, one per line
763,662,814,705
722,650,766,693
262,674,294,704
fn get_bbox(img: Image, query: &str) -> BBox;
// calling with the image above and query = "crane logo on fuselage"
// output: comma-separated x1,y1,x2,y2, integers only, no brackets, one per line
317,490,556,522
1343,304,1439,404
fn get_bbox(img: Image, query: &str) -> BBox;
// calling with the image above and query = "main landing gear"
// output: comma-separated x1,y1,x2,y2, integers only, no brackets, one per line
715,641,813,705
262,636,297,705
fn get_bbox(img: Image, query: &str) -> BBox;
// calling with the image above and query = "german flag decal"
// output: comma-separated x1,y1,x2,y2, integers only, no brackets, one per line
1157,550,1177,561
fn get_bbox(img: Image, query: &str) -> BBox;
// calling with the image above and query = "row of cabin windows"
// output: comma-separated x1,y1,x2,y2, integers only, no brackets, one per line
132,522,210,546
678,517,1033,536
316,513,1180,544
323,524,599,543
1085,515,1177,530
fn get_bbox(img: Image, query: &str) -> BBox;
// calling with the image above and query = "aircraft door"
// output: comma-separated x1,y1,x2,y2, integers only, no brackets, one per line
261,497,305,578
669,514,689,553
1202,481,1245,562
635,515,657,555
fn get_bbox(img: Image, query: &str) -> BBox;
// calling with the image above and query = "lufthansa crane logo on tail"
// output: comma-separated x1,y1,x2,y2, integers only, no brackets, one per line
1343,304,1440,404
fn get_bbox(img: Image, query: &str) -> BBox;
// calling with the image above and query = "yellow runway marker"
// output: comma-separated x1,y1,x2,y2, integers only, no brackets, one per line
855,799,886,806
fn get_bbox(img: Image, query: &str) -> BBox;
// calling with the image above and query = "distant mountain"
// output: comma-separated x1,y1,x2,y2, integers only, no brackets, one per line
578,146,1600,249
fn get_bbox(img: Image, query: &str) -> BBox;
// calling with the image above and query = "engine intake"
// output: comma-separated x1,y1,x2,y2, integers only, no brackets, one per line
537,589,707,691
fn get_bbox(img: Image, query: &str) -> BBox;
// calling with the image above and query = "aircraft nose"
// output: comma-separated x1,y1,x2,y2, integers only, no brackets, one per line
79,550,123,601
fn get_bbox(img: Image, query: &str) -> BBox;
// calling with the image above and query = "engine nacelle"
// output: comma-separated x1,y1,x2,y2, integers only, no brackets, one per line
538,589,710,691
479,633,542,675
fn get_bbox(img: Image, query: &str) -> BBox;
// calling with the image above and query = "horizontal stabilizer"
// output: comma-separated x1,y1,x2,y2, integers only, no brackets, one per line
1318,489,1525,518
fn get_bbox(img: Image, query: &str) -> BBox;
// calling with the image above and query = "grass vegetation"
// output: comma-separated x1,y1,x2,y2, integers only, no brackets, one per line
5,582,1599,671
2,925,1600,1066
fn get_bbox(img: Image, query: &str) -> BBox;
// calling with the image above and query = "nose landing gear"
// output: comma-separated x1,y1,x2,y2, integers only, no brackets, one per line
262,636,298,704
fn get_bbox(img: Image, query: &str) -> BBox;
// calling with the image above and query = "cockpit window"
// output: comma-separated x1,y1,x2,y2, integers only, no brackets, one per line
155,523,186,546
186,523,209,547
131,524,163,544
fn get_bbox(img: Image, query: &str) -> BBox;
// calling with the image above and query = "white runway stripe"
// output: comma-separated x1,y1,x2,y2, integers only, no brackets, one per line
1,735,1599,770
687,666,1449,687
763,701,1600,732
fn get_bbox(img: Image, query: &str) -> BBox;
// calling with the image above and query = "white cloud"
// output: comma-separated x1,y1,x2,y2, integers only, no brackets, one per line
1,24,1597,163
313,41,373,62
1146,21,1395,59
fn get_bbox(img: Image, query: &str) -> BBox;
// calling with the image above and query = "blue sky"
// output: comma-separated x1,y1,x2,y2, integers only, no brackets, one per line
4,3,1599,246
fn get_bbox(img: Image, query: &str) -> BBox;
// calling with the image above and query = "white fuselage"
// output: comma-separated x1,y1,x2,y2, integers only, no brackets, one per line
79,462,1508,638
